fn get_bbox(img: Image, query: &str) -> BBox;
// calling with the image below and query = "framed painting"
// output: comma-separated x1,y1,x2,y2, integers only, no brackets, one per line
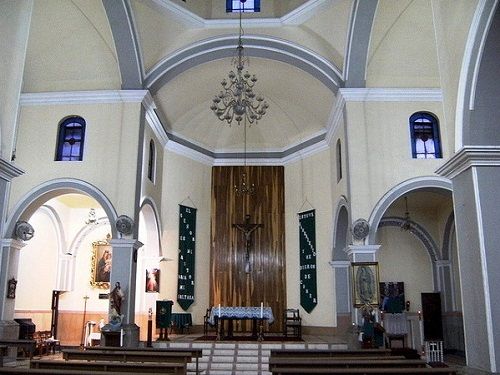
352,262,380,307
145,268,160,293
380,281,405,313
90,235,112,289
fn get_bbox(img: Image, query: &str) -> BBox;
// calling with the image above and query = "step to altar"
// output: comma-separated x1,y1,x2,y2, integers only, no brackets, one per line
154,340,348,375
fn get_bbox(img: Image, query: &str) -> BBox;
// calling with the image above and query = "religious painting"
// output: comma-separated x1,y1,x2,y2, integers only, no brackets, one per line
146,268,160,293
7,278,17,299
90,234,112,289
352,262,380,307
379,281,405,313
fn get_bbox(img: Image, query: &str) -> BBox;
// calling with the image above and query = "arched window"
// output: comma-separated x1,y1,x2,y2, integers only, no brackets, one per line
147,139,156,183
336,139,342,182
409,112,442,159
55,116,86,161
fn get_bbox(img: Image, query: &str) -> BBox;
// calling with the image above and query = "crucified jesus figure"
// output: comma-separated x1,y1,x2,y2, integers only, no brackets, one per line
233,215,263,272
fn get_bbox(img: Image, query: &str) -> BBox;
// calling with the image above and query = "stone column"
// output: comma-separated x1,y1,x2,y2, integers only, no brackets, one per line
437,146,500,372
109,238,143,347
0,239,26,351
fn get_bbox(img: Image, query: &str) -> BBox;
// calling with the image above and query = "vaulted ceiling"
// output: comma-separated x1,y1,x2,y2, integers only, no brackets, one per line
23,0,463,162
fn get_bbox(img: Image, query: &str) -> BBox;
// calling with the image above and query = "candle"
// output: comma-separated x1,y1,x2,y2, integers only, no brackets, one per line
218,304,221,317
260,302,263,318
418,310,421,320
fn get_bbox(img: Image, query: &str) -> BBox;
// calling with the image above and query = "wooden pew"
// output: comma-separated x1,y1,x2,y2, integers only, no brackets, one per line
269,357,428,370
82,345,203,373
30,359,186,374
0,368,134,374
63,348,193,364
270,348,393,358
0,339,36,359
270,368,457,375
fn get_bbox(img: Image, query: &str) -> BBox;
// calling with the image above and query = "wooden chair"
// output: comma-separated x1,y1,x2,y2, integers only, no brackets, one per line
203,307,217,336
32,332,48,356
283,309,302,338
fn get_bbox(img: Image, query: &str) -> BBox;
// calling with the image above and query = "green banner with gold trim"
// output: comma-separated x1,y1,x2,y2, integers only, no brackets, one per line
298,209,317,313
177,205,196,310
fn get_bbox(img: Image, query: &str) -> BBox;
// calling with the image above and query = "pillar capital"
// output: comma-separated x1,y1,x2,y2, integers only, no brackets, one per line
346,244,380,263
329,260,351,269
1,239,26,251
436,146,500,179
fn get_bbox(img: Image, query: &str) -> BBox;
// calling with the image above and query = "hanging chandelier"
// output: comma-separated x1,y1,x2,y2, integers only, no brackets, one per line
210,1,269,126
401,196,412,231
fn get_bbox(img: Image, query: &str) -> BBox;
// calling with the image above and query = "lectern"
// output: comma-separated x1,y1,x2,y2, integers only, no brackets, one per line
156,300,173,340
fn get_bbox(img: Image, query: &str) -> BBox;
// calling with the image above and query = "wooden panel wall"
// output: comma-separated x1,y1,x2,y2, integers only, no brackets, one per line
210,166,286,332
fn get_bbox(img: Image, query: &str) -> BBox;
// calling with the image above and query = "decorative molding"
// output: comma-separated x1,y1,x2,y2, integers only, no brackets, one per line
165,141,214,166
0,158,24,181
20,90,148,106
435,146,500,179
339,88,443,102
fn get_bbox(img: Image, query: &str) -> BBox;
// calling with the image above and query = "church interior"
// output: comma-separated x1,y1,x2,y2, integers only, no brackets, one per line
1,0,499,374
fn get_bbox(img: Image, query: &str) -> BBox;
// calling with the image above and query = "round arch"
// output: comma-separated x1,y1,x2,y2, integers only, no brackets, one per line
367,176,453,245
332,195,350,261
139,197,163,258
144,35,342,95
5,179,118,239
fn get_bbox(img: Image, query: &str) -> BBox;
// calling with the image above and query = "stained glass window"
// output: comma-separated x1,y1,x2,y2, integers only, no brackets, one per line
55,116,86,161
409,112,442,159
227,0,260,13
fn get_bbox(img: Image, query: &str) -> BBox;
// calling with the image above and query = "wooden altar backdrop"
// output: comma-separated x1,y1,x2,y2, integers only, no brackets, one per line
210,166,286,333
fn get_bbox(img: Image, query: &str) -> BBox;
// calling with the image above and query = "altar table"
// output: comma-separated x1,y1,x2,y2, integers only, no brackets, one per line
209,306,274,340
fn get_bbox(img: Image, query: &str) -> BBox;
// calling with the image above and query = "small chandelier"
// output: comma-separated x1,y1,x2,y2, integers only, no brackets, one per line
210,1,269,126
400,196,412,231
234,122,255,195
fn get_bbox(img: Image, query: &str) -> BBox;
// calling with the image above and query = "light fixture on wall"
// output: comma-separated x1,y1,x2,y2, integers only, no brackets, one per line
400,196,412,231
210,0,269,126
234,122,255,195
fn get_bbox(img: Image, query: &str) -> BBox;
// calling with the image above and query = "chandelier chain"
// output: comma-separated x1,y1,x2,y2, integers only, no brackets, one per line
210,3,269,126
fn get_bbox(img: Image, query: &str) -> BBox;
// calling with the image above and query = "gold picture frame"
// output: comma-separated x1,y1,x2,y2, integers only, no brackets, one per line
90,234,112,289
352,262,380,307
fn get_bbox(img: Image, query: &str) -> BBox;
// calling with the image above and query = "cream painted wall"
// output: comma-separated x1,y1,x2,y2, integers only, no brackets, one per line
285,149,335,327
0,0,32,160
345,101,447,221
158,150,212,325
367,0,440,87
22,0,120,92
377,226,434,312
11,102,142,219
430,0,477,154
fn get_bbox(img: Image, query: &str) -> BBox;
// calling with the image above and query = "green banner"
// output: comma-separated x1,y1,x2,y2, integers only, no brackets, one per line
177,205,196,310
298,209,317,313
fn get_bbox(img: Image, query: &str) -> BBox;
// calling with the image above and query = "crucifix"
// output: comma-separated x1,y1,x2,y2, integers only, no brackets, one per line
233,214,263,273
